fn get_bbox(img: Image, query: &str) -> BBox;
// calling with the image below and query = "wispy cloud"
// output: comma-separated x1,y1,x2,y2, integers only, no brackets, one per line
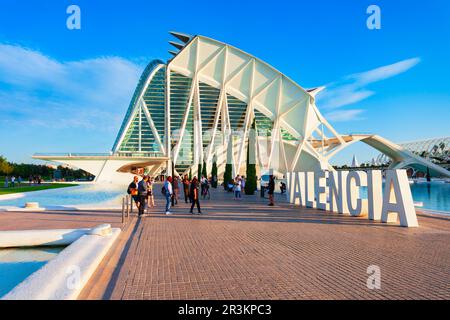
0,44,144,131
325,109,365,122
318,57,421,121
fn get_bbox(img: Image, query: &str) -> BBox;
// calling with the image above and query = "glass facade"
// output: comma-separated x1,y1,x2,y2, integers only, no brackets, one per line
170,71,193,174
199,81,221,151
113,58,298,175
112,59,164,152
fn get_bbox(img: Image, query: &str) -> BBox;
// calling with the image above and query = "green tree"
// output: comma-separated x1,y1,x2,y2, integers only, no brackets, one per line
197,163,202,178
202,160,207,178
211,160,218,188
245,119,257,195
223,164,232,190
0,155,13,176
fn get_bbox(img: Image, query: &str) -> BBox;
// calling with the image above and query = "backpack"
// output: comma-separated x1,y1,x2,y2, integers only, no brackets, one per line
161,185,166,195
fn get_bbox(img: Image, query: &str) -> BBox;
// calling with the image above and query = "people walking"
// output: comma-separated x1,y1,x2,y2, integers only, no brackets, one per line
4,176,9,188
127,176,140,209
268,175,275,206
137,176,149,217
234,175,242,200
11,176,15,187
201,176,210,200
200,176,206,197
280,181,286,194
163,176,173,215
189,177,201,214
182,175,190,203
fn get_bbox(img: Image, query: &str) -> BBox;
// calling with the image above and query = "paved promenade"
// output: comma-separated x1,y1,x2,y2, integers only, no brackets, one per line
82,188,450,300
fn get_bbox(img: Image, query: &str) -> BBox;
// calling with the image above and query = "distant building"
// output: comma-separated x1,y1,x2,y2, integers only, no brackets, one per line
351,155,359,168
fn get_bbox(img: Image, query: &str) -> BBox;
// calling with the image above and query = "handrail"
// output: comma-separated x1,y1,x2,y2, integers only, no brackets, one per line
33,152,166,158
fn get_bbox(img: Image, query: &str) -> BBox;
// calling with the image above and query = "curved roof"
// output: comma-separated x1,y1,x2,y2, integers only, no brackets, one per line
167,35,323,140
112,59,165,151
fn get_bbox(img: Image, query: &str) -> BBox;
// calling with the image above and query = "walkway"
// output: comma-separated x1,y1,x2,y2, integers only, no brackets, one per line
82,188,450,300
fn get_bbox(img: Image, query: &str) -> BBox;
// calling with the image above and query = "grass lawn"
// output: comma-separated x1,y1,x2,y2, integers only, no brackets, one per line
0,183,77,195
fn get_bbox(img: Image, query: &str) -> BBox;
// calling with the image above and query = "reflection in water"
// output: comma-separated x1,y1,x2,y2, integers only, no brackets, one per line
409,182,450,212
360,182,449,213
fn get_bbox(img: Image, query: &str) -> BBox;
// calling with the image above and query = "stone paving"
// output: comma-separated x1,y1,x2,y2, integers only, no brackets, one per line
93,188,450,300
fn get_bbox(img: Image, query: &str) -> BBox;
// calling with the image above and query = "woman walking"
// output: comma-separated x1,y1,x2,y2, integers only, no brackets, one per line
189,177,201,214
173,176,179,205
183,175,190,203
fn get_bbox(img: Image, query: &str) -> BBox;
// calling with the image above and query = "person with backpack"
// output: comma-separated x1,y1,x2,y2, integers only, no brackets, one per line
127,176,140,209
189,176,201,214
163,176,173,215
137,175,149,217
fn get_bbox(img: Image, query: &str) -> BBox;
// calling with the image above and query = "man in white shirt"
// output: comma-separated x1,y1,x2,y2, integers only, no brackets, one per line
164,176,173,214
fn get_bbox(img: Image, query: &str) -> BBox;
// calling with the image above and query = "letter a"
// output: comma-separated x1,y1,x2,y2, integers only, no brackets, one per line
66,5,81,30
381,170,419,227
366,5,381,30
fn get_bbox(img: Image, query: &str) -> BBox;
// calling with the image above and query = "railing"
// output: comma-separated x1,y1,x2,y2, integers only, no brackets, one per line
121,194,133,225
34,152,166,158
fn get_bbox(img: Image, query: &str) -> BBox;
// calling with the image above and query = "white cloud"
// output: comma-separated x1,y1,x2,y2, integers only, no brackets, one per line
0,44,144,131
316,57,421,121
325,109,365,122
348,58,421,85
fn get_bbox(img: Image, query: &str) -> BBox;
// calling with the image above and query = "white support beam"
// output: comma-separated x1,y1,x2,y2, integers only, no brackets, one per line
141,98,166,155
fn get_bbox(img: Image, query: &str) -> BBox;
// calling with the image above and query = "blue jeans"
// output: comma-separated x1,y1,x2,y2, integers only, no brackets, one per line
165,193,172,212
235,190,241,198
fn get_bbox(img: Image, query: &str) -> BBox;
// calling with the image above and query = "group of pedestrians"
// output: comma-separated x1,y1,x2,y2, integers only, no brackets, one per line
166,175,203,215
127,174,205,217
126,172,277,218
233,175,245,200
2,176,23,188
127,175,155,218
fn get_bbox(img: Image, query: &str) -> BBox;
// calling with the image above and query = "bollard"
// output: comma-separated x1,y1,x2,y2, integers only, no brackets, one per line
126,195,130,218
121,197,125,224
125,195,129,218
130,196,133,214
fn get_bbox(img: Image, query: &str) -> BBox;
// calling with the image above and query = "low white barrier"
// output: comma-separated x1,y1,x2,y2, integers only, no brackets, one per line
1,224,121,300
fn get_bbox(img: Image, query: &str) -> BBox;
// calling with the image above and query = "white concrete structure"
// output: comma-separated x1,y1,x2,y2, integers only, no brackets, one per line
376,136,450,176
33,32,450,181
1,224,120,300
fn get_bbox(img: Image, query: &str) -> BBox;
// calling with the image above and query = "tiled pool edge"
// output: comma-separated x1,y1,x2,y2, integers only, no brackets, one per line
1,227,121,300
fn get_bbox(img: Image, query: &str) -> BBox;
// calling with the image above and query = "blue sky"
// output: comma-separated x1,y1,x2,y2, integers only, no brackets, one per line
0,0,449,165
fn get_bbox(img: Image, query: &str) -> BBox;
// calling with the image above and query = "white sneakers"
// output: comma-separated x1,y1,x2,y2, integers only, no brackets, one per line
165,211,172,215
